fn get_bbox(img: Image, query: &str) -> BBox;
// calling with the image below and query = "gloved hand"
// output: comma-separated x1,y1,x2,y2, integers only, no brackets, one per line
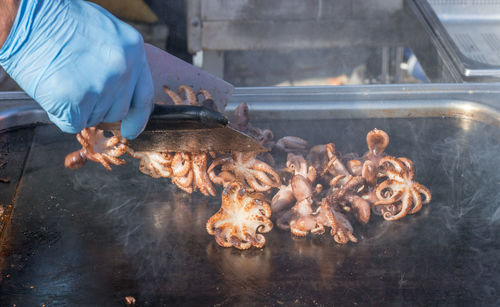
0,0,154,139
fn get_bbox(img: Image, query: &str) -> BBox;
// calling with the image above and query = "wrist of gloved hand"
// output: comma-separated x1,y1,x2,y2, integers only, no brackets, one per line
0,0,154,139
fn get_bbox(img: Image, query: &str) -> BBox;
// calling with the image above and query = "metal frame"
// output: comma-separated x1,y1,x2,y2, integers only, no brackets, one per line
2,83,500,131
186,0,412,77
408,0,500,82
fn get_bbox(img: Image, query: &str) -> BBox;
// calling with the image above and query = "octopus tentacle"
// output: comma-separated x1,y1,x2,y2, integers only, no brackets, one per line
208,152,279,192
94,155,112,171
414,182,432,204
196,89,212,101
178,85,197,106
105,143,128,157
192,153,216,196
71,127,127,171
398,157,414,174
206,182,273,250
379,156,405,173
172,170,194,194
209,170,235,186
383,191,412,221
409,188,423,214
172,153,192,177
245,173,274,192
128,150,173,178
197,89,218,111
249,168,280,188
375,155,431,220
163,86,184,105
331,208,357,244
207,154,232,172
101,155,126,168
375,180,404,204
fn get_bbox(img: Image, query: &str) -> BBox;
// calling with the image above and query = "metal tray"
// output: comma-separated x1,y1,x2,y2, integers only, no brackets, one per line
1,85,500,306
412,0,500,80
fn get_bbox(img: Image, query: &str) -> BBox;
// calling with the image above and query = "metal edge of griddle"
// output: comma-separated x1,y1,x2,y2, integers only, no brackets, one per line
228,85,500,128
411,0,500,79
0,105,50,132
2,85,500,130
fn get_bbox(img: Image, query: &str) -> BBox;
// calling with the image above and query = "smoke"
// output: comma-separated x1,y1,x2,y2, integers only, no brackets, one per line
66,116,500,304
256,115,500,303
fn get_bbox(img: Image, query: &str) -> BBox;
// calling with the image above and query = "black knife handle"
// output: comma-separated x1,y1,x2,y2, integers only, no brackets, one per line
145,105,229,131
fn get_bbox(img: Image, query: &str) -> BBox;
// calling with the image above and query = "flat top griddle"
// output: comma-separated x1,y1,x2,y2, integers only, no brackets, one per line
1,85,500,306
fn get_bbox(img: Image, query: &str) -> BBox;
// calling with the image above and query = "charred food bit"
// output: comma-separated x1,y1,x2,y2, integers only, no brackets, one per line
124,296,136,305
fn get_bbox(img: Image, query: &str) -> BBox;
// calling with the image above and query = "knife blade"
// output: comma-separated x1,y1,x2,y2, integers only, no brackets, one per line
99,105,267,153
144,43,233,112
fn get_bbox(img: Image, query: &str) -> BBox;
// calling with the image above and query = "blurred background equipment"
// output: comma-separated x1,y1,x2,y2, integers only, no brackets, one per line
89,0,159,23
409,0,500,82
88,0,169,50
186,0,419,85
2,0,499,90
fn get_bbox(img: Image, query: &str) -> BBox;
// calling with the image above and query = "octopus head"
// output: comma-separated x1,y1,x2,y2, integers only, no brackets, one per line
366,129,389,156
291,174,313,202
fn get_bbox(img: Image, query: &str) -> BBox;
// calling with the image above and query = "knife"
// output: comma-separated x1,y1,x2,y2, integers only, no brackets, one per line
98,44,267,153
144,43,231,113
99,104,267,153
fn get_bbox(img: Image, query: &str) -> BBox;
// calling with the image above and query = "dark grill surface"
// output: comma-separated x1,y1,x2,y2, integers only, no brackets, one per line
0,117,499,306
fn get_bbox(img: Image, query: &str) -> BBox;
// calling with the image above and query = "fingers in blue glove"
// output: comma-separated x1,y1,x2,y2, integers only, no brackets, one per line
120,56,154,140
0,0,155,138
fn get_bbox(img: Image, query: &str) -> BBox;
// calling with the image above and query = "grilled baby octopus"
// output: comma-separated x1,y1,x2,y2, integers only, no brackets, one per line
64,127,127,171
127,149,173,178
272,154,333,236
162,84,217,110
127,148,216,196
206,182,273,250
230,102,275,149
208,152,280,192
273,173,335,237
374,156,431,220
272,154,357,244
169,152,216,196
160,85,218,196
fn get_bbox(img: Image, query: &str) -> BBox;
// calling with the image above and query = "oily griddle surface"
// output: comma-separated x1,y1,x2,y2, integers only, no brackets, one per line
1,117,500,306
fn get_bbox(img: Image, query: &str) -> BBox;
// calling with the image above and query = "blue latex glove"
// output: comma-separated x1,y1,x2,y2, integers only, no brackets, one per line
0,0,154,139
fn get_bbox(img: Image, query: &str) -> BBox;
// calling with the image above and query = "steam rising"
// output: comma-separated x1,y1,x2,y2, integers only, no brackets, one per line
68,117,500,304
